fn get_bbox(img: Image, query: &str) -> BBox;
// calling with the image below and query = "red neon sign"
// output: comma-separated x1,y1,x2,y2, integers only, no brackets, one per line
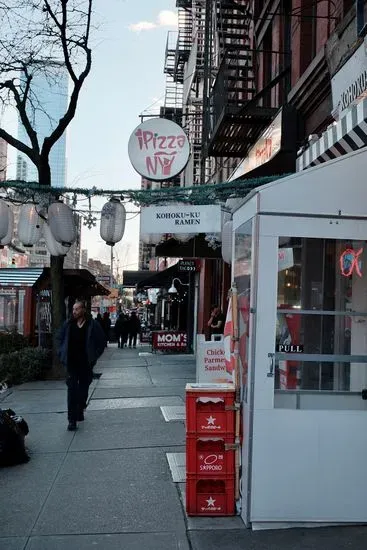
340,248,363,278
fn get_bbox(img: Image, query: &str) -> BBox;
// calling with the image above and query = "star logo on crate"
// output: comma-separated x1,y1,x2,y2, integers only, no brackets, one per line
206,416,216,425
206,496,216,507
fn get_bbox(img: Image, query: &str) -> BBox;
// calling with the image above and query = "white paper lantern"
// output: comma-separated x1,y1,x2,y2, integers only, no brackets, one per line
0,206,13,247
18,203,43,247
48,201,77,246
221,221,233,264
43,222,70,256
141,233,163,245
174,233,193,243
100,199,126,246
0,200,9,240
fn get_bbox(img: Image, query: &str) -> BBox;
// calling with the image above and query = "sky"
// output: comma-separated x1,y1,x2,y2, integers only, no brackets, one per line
5,0,178,273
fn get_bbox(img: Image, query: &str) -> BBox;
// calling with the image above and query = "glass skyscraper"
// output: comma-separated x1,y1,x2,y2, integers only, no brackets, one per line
16,63,68,187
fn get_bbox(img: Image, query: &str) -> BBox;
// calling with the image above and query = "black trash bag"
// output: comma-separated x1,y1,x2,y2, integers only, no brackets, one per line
4,408,29,436
0,408,29,467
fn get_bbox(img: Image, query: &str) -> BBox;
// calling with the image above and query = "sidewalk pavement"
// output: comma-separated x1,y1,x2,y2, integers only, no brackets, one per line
0,344,367,550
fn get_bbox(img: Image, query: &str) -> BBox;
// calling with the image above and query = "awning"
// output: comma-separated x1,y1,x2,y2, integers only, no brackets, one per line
122,270,160,287
0,268,44,286
297,98,367,171
0,267,109,297
137,263,189,290
155,235,222,259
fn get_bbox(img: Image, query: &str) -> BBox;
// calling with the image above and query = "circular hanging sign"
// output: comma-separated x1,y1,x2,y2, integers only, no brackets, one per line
128,118,190,181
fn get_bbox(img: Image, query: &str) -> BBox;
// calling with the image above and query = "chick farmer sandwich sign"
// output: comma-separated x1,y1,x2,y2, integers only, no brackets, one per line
128,118,190,181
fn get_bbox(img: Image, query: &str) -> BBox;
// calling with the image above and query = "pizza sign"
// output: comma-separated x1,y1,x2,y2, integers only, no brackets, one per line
128,118,190,181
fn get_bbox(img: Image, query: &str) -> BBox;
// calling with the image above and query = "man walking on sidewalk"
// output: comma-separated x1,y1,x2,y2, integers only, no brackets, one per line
57,300,106,431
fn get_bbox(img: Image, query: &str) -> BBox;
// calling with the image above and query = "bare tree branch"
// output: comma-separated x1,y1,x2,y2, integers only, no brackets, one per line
0,0,94,179
1,76,40,157
0,126,36,161
41,0,93,156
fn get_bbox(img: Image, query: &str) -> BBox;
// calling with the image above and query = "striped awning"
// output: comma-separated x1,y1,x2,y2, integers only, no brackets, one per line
0,268,44,287
296,98,367,171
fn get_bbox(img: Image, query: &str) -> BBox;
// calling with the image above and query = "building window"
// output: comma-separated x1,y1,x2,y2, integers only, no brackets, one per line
299,0,317,74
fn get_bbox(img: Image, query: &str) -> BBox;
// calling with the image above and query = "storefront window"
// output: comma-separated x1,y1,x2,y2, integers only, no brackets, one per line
234,220,253,396
0,288,25,334
276,238,367,392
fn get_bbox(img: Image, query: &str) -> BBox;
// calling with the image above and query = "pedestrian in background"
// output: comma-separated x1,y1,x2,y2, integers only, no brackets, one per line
57,300,106,431
115,312,129,348
120,313,129,348
102,311,111,347
128,311,141,348
207,304,225,340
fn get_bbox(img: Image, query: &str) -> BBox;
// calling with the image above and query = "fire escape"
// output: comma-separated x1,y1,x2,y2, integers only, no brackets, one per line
203,0,288,157
163,31,184,126
180,0,208,184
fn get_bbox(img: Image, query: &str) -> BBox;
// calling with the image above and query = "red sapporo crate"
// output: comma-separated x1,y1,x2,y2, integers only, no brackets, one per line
186,476,235,516
185,383,235,436
186,436,235,476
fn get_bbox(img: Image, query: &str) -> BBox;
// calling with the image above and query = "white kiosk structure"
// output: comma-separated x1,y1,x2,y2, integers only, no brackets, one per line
231,147,367,529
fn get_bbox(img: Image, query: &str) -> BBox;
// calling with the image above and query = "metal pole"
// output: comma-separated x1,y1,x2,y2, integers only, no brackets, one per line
192,272,199,354
110,246,113,287
186,271,193,352
161,298,165,330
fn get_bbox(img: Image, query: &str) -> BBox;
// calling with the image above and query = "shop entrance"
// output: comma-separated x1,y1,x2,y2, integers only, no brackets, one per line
232,148,367,529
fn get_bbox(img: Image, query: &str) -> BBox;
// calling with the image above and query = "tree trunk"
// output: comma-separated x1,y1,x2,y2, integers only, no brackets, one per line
39,161,66,378
49,254,66,378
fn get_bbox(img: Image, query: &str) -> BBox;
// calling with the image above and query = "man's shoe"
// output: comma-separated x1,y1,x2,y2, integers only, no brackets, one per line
67,421,77,431
77,412,84,422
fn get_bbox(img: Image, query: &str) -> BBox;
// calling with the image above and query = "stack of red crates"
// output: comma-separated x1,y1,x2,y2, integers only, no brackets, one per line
185,383,236,516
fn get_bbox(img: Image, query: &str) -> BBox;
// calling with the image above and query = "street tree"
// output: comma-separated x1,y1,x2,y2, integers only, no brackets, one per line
0,0,93,372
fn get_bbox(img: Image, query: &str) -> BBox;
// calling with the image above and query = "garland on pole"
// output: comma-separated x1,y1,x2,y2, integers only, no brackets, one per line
0,174,291,206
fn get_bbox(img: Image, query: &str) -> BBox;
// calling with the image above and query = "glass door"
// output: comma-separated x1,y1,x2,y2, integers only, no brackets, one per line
275,237,367,405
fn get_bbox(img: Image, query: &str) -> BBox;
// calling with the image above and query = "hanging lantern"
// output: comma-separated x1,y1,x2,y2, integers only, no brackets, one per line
18,203,43,247
48,201,77,246
221,221,233,264
43,222,70,257
0,206,13,247
174,233,193,243
0,199,9,241
141,233,163,245
100,198,126,246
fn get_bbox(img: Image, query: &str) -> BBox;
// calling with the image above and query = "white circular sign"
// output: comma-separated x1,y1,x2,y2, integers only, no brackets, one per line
128,118,190,181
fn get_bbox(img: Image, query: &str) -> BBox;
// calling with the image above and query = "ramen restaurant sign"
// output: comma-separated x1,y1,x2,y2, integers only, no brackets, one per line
141,204,221,234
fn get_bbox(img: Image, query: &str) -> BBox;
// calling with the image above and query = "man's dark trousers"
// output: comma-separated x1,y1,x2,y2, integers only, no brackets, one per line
66,367,92,421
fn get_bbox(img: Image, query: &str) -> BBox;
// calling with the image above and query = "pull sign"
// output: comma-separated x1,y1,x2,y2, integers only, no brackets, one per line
276,344,304,353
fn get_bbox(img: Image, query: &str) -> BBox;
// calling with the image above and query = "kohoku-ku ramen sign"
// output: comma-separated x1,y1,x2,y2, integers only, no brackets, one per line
128,118,190,181
141,204,221,234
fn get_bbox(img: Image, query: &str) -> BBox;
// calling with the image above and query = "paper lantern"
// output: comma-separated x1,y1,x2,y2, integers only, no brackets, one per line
100,198,126,246
0,200,9,240
18,203,43,247
43,222,70,256
48,201,77,246
0,206,13,247
221,221,233,264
